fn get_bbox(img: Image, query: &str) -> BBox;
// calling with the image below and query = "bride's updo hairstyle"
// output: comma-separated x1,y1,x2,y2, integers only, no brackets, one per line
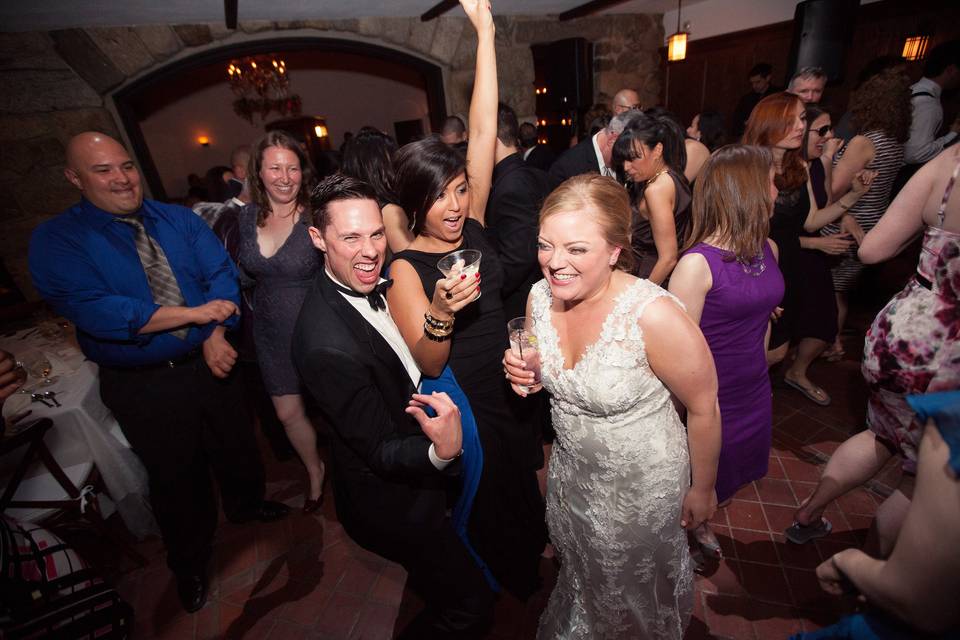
539,174,634,273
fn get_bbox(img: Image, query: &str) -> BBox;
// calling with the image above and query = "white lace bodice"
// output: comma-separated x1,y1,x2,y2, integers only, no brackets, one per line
531,277,694,640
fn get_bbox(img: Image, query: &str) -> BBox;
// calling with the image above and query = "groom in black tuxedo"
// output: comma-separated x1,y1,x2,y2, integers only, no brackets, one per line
292,175,494,639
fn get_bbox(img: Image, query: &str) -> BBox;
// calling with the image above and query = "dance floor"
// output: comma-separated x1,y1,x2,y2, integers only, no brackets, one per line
79,319,897,640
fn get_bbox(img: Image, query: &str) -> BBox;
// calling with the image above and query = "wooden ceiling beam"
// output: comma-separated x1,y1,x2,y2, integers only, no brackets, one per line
421,0,459,21
559,0,631,21
224,0,238,29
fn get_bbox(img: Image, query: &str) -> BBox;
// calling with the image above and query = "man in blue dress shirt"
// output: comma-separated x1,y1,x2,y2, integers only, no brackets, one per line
29,132,288,613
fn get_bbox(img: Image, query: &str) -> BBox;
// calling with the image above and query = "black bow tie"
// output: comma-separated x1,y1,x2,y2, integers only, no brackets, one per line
330,275,393,312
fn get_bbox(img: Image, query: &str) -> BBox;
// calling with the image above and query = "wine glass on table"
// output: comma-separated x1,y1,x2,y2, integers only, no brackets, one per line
21,350,57,386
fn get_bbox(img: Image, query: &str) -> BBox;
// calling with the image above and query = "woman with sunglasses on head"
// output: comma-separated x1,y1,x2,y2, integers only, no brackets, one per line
387,0,548,600
742,93,874,406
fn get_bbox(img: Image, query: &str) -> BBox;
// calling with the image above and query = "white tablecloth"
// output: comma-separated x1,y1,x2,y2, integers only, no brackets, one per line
1,327,158,539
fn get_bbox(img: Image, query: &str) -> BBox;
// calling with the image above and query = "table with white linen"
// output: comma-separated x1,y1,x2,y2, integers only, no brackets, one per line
0,326,158,539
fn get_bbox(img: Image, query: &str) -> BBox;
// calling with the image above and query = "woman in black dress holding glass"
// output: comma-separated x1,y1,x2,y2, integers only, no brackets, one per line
386,0,546,600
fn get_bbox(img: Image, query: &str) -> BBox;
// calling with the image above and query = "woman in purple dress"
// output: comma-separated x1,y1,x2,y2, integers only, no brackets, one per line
669,145,785,557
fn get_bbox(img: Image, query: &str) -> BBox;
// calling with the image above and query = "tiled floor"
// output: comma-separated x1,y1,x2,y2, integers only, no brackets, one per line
71,336,898,640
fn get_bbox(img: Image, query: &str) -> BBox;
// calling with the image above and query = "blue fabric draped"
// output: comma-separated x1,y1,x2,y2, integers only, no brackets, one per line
907,391,960,476
420,366,501,592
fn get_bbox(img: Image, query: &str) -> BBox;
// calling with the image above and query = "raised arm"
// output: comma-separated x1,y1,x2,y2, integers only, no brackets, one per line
643,296,721,529
461,0,497,225
830,135,873,202
803,167,872,232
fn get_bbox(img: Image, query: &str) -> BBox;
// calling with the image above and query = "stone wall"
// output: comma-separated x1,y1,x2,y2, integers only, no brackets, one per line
0,15,662,298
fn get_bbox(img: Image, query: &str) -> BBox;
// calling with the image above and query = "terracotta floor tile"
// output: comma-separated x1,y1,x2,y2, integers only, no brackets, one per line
733,482,760,502
144,611,195,640
731,528,779,566
761,504,797,534
755,478,798,507
215,531,260,585
783,568,838,611
369,563,408,606
702,594,758,640
697,558,746,597
276,584,332,626
765,456,787,480
774,414,826,444
779,457,823,483
749,602,804,639
316,591,365,639
725,500,769,532
490,592,526,639
349,601,401,640
709,525,738,560
709,505,730,527
256,519,294,564
738,561,791,605
267,621,313,640
773,534,823,570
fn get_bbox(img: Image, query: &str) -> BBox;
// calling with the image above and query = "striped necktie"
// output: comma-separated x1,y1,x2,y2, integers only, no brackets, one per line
115,215,189,340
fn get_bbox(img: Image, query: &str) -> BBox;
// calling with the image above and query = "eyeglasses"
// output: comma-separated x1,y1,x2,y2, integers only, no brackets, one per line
811,124,832,137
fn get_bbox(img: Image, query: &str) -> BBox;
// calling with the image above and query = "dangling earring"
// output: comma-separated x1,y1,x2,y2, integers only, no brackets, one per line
408,211,416,232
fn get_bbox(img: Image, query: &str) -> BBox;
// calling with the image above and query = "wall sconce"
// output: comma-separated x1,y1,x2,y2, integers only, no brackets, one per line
534,87,548,95
666,0,688,62
314,124,329,138
901,36,930,61
539,119,547,126
539,137,548,144
196,135,210,147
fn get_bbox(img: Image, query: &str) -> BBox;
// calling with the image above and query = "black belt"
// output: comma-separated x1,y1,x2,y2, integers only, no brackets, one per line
915,272,933,290
102,348,202,372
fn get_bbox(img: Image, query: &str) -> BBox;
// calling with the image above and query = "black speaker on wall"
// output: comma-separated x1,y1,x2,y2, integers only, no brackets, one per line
531,38,594,112
787,0,859,83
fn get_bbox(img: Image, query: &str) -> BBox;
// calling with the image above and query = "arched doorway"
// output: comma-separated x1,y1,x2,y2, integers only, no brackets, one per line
113,37,446,201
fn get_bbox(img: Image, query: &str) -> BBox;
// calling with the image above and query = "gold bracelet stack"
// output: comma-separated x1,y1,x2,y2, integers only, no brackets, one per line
424,311,454,342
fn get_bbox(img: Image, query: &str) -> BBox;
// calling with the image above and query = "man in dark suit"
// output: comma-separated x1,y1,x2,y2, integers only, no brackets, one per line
292,174,494,639
548,109,637,186
486,104,553,320
519,121,556,172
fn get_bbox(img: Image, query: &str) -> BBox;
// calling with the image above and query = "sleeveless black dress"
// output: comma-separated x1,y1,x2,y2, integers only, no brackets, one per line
392,218,547,599
630,171,692,281
769,183,838,349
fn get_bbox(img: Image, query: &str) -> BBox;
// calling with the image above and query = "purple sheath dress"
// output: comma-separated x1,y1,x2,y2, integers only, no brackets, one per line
686,241,785,503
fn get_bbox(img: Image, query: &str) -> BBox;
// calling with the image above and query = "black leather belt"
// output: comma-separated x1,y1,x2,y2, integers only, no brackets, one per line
915,272,933,291
103,348,202,372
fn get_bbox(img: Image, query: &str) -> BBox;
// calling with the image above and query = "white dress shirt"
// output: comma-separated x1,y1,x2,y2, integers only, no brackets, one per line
591,131,616,178
326,269,454,469
905,77,958,164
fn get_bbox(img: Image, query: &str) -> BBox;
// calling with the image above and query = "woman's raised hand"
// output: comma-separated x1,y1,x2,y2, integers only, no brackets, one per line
430,272,481,317
850,169,876,196
459,0,494,34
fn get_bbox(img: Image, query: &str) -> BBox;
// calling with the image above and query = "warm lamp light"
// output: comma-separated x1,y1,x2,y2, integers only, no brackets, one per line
666,0,688,62
667,32,688,62
902,36,930,61
196,135,210,147
314,124,328,138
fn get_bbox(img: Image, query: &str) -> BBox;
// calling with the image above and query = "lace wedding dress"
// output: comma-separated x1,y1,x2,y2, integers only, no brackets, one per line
531,278,694,640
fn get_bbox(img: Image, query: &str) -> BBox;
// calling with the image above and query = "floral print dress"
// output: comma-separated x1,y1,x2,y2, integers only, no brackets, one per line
862,159,960,473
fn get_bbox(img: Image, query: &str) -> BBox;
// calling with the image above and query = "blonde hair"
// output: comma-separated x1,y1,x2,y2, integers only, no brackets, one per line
685,144,773,261
539,174,634,273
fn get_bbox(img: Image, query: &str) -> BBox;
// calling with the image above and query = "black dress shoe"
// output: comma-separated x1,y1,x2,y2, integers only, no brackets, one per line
229,500,291,524
176,571,208,613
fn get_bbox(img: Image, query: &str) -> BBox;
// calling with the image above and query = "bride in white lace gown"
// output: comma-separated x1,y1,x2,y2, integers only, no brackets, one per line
505,175,721,639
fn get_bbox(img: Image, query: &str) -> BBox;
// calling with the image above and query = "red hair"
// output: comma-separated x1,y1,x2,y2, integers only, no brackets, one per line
741,92,807,192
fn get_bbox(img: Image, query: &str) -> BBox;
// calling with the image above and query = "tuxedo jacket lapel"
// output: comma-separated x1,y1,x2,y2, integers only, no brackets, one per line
318,273,416,395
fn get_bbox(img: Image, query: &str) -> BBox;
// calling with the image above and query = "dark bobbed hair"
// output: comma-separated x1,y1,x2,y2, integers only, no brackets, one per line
340,128,399,206
204,165,233,202
801,104,830,162
741,92,807,192
393,135,465,235
697,110,728,152
309,173,379,231
685,144,774,263
924,39,960,78
612,111,688,205
497,102,520,149
248,130,316,226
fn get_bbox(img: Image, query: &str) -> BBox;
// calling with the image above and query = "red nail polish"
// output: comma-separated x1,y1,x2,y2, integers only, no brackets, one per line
474,273,480,278
460,274,466,280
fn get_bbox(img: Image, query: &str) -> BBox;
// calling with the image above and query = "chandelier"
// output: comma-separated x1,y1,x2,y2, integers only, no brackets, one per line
227,55,302,125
